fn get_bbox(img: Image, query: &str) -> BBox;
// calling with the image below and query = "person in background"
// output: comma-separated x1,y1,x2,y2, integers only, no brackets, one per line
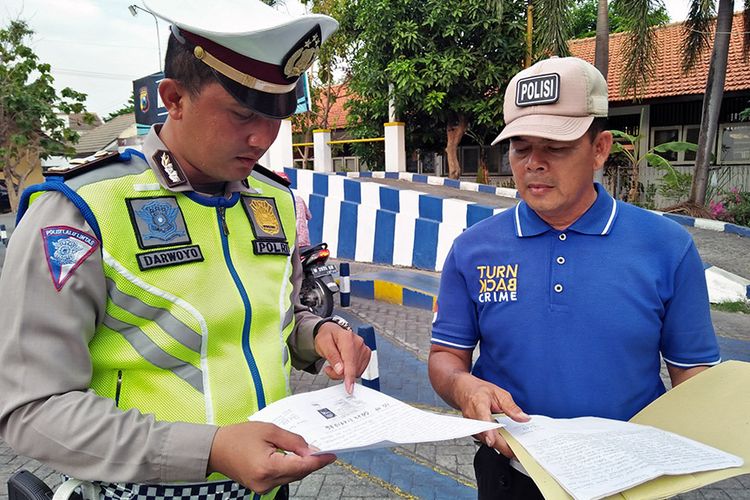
0,1,370,499
276,171,313,249
428,56,720,500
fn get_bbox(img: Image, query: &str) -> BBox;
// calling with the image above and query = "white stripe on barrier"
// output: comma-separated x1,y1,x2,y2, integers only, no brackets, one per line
399,190,422,218
460,181,480,192
399,172,414,182
296,169,314,194
328,175,346,201
355,205,377,263
339,276,351,294
392,212,417,267
437,222,465,272
705,266,750,302
695,218,726,232
496,187,518,198
372,171,386,179
362,350,379,380
322,197,341,257
360,182,382,208
427,176,444,186
443,198,472,226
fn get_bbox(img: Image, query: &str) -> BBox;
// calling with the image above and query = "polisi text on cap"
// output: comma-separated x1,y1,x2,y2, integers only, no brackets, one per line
515,73,560,107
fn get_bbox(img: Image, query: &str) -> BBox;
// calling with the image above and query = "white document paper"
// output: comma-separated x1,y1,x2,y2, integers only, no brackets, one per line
498,415,743,500
249,383,501,454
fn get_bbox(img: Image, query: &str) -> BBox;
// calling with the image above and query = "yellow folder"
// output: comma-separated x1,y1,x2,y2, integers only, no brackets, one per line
500,360,750,499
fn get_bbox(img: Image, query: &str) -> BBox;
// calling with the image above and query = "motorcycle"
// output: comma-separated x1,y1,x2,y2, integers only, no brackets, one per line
299,242,339,317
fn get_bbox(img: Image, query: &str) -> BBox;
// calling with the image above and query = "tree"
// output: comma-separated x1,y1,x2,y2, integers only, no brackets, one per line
683,0,749,207
610,128,697,203
0,20,89,211
344,0,525,178
293,0,353,169
568,0,669,40
533,0,666,100
105,95,135,122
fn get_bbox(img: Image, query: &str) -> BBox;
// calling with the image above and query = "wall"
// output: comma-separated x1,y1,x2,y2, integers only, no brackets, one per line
286,168,502,272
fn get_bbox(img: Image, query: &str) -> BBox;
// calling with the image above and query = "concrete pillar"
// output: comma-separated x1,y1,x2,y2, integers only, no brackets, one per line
384,122,406,172
259,119,293,170
313,128,332,172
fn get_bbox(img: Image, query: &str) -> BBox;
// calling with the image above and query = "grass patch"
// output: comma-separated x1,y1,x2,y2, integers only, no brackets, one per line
711,301,750,314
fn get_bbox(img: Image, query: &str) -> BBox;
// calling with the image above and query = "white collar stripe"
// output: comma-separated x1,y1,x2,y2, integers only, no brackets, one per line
601,197,617,235
515,203,523,237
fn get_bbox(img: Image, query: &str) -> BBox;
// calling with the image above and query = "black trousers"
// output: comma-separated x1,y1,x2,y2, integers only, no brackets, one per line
473,444,544,500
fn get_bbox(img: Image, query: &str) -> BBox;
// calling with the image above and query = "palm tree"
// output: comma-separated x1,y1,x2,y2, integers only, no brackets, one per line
532,0,662,201
533,0,659,99
683,0,749,207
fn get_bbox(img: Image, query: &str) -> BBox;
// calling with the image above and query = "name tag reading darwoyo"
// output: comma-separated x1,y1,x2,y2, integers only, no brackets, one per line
515,73,559,107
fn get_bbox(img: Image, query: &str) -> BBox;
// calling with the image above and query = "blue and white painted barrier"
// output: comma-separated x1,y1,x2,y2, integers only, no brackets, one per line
339,262,351,307
287,168,503,271
704,264,750,301
357,324,380,391
285,167,750,299
0,224,7,247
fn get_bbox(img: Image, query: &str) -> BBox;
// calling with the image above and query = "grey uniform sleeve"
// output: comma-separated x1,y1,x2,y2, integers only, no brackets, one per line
0,192,216,483
287,245,326,372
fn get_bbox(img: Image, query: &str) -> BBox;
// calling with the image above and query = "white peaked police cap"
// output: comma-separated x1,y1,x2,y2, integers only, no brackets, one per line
491,56,608,145
142,0,339,118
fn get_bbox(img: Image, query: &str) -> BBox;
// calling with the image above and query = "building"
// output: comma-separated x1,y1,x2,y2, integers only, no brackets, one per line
570,12,750,203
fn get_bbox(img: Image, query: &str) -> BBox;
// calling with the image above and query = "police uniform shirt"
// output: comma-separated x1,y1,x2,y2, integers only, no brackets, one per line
0,126,323,482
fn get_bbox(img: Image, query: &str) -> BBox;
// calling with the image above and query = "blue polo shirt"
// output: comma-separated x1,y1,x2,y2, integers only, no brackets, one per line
432,184,720,420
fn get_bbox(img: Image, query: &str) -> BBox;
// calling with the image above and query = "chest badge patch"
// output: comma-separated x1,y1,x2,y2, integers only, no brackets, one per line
242,196,290,255
41,226,99,291
127,197,191,249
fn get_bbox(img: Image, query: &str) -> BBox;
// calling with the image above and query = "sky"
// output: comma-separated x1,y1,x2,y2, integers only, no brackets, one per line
2,0,692,119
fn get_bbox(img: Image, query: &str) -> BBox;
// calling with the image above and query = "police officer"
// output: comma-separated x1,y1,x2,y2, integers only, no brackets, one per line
428,57,720,499
0,1,370,499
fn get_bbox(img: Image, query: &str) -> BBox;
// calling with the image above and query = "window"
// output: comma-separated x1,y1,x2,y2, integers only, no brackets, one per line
651,125,702,164
684,126,700,162
651,127,679,162
718,124,750,163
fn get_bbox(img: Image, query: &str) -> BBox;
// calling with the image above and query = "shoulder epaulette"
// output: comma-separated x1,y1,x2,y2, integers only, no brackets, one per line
45,151,124,180
253,164,291,188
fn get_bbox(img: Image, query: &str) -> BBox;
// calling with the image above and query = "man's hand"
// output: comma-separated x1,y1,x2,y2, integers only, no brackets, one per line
453,373,529,458
314,322,371,393
428,345,529,459
208,421,335,494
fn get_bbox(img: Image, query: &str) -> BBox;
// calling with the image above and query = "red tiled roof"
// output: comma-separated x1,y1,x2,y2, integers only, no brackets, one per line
324,83,350,129
569,12,750,102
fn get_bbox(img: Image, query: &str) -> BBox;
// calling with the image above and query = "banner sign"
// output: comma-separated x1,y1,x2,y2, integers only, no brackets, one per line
133,71,167,135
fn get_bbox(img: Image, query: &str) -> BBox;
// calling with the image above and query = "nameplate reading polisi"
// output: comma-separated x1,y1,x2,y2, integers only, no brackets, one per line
515,73,560,107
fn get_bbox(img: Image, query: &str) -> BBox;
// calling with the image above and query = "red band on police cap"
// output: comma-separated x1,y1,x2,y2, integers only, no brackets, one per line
179,29,293,85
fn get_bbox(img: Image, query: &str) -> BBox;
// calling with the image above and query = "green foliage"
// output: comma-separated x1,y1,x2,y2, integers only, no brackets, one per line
610,129,698,203
1,19,89,203
710,187,750,227
343,0,526,164
711,300,750,314
105,95,135,122
568,0,670,39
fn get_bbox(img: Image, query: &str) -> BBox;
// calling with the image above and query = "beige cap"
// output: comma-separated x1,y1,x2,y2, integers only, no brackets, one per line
491,56,608,145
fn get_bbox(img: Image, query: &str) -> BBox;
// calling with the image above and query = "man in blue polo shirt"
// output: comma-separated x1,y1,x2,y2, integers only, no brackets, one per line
428,56,720,500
